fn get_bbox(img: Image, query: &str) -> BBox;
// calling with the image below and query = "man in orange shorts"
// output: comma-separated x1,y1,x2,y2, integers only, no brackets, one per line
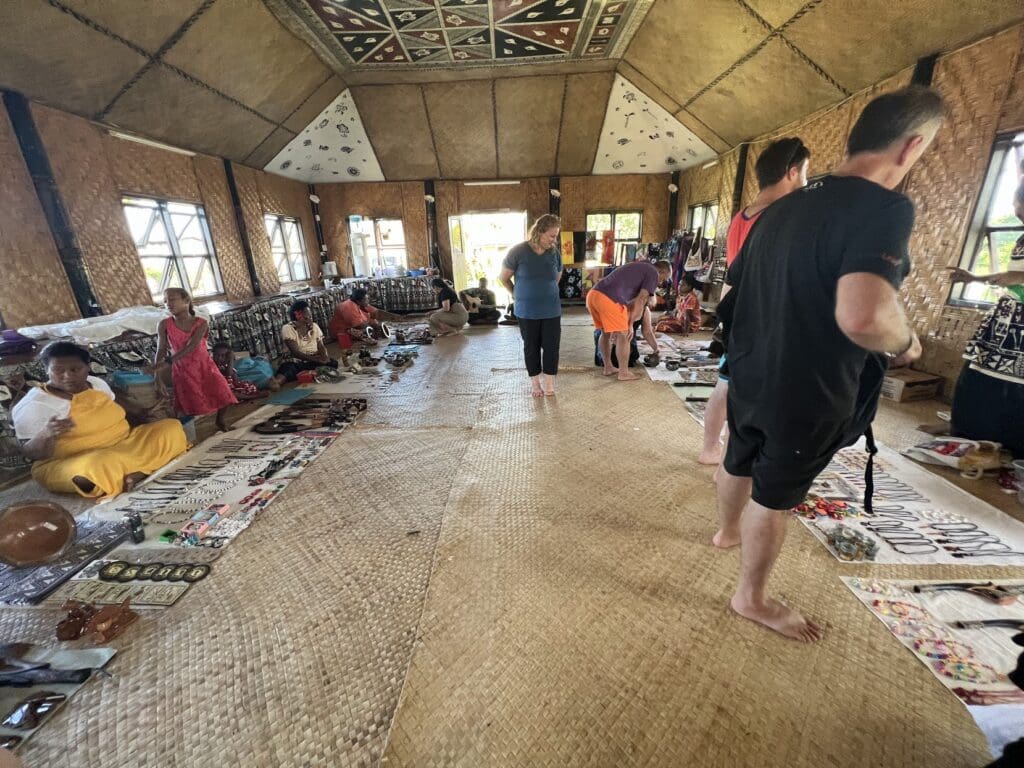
587,259,671,381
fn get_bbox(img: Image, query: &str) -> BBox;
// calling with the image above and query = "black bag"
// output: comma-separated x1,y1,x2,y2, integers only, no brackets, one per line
593,329,639,368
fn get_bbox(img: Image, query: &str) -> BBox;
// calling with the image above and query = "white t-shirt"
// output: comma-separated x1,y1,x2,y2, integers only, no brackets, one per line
12,376,115,441
281,322,323,357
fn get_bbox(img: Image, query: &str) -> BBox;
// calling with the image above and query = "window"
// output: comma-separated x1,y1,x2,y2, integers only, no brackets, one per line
123,197,223,301
264,215,310,283
585,210,643,263
687,202,719,241
953,132,1024,306
348,217,408,276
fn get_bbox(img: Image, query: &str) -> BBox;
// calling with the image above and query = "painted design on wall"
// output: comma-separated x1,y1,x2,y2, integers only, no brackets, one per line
299,0,649,68
265,89,384,183
592,75,717,175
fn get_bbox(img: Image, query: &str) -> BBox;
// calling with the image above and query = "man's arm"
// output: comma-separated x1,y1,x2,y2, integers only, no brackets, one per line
630,289,651,323
835,273,920,363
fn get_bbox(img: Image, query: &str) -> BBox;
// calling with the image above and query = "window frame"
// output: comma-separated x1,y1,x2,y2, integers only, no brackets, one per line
687,201,719,241
950,132,1024,308
264,213,311,284
585,209,644,264
122,195,224,303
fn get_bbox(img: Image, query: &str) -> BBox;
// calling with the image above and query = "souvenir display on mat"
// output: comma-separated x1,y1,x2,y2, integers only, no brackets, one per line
47,579,189,609
0,645,116,752
823,524,878,560
842,576,1024,753
0,501,76,567
55,598,137,642
797,439,1024,565
0,519,129,606
794,497,860,521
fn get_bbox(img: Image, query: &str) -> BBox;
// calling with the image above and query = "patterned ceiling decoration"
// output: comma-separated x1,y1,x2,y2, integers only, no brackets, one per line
265,89,385,182
297,0,649,68
592,75,716,175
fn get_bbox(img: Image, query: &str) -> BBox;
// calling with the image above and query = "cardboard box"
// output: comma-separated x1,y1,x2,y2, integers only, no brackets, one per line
881,368,942,402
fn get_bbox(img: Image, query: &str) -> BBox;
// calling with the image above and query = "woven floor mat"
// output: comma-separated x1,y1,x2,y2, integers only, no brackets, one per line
9,428,468,768
383,369,998,768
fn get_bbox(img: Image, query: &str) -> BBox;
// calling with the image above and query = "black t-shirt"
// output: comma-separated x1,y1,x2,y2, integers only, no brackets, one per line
726,175,914,440
437,285,460,309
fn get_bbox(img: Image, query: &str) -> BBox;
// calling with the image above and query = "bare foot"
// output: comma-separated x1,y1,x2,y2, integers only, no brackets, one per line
712,529,740,549
543,388,556,396
916,422,947,436
268,378,282,392
697,448,722,465
617,371,640,381
602,367,616,376
730,595,823,642
531,387,544,398
123,472,148,492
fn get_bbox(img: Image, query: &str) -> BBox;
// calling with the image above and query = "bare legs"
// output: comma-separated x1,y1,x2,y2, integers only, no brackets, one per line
714,465,822,642
699,379,728,464
712,469,749,549
599,332,615,376
542,374,556,396
530,374,544,397
613,331,639,381
730,498,823,642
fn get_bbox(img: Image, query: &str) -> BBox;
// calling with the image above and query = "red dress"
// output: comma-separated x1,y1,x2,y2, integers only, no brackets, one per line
163,318,237,416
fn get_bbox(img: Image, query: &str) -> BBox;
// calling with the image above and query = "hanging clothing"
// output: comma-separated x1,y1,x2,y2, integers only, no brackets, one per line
164,317,237,417
13,383,187,498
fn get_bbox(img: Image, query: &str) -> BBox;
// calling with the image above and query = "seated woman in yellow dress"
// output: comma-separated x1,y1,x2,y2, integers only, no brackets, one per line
12,342,188,498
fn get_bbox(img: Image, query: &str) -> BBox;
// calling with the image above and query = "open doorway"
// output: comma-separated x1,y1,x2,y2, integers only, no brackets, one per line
448,211,527,304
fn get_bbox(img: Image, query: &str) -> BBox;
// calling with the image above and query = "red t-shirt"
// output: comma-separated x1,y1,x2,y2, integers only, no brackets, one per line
329,299,377,339
725,209,762,267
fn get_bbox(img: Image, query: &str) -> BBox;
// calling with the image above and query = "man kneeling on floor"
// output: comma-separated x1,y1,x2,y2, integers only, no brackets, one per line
713,86,945,642
587,259,671,381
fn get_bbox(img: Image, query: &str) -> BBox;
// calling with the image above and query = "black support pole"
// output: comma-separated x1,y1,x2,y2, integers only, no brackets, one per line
424,179,441,275
308,183,328,265
731,144,749,216
549,176,560,216
222,159,261,296
912,53,939,86
667,170,680,237
3,90,102,317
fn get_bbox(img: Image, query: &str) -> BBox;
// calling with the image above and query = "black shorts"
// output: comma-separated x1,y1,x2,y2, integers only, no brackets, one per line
723,392,848,510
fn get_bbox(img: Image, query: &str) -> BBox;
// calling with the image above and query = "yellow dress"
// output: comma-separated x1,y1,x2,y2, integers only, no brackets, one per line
31,389,187,499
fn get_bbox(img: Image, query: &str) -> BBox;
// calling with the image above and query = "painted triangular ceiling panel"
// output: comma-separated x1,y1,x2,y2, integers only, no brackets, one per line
266,89,384,182
592,75,716,175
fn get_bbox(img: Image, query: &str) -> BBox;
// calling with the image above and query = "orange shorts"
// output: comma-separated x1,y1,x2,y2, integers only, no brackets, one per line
586,289,629,333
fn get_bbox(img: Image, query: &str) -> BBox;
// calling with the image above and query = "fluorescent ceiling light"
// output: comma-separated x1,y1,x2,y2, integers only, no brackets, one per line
701,160,719,170
108,130,195,157
463,180,520,186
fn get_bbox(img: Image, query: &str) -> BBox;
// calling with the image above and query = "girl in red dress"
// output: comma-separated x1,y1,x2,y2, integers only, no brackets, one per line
149,288,236,427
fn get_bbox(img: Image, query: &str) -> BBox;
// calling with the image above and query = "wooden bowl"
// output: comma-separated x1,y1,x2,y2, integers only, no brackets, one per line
0,501,76,567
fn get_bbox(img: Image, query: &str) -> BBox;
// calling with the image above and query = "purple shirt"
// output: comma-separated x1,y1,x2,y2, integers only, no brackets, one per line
592,262,659,306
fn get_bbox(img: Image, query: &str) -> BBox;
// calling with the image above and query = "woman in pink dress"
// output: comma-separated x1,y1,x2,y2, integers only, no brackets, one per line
149,288,236,424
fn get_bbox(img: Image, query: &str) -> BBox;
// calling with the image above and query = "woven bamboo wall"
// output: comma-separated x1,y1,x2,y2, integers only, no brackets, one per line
32,104,152,312
317,182,408,277
191,155,253,302
232,165,281,296
254,171,321,284
104,134,202,203
0,106,80,326
998,27,1024,132
677,161,724,229
559,174,671,242
900,26,1024,391
399,182,429,270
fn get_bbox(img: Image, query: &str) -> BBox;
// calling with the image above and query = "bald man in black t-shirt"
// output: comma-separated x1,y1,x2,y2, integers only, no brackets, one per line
711,87,946,642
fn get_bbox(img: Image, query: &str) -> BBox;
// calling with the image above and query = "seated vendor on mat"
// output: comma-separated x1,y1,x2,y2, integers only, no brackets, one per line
328,288,401,348
460,278,501,325
11,342,188,498
271,300,339,386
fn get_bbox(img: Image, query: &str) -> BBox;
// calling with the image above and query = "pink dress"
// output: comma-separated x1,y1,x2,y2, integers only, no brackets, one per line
163,318,237,416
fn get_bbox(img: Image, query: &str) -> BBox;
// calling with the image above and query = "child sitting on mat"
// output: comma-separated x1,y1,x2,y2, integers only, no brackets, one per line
655,273,702,335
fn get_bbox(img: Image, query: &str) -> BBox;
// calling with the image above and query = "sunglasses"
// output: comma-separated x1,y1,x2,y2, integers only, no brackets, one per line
2,691,67,729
